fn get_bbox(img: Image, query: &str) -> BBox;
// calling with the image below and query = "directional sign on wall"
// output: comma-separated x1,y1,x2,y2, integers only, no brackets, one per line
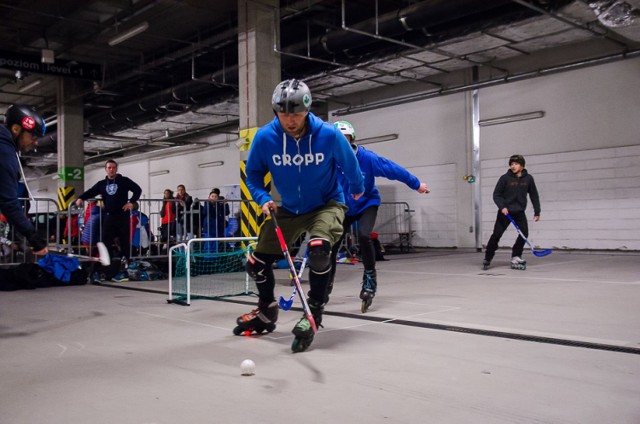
0,50,102,80
58,167,84,182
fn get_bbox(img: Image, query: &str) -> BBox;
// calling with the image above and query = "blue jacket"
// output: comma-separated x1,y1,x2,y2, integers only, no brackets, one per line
246,113,364,215
0,125,37,238
201,200,229,236
340,145,420,216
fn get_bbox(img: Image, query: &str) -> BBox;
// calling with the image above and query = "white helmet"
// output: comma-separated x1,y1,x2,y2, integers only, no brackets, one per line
334,120,355,141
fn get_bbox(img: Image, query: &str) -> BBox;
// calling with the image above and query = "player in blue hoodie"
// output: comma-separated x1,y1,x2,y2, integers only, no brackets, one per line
235,79,364,352
329,121,430,312
0,105,48,256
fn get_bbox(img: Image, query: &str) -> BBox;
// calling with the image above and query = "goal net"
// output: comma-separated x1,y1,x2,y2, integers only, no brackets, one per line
168,237,258,305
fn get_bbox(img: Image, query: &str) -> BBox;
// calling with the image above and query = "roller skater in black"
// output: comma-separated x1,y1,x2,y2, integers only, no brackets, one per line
329,121,429,313
482,154,541,270
239,79,365,352
233,300,278,335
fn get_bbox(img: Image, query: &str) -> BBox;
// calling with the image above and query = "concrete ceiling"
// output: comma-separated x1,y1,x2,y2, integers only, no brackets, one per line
1,0,639,177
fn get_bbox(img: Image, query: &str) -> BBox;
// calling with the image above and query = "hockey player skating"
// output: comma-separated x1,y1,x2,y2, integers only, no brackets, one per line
482,154,541,271
330,121,430,312
233,80,364,352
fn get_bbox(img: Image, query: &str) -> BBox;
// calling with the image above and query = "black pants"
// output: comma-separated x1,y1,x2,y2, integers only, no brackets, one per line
484,210,528,262
103,213,132,260
330,206,379,283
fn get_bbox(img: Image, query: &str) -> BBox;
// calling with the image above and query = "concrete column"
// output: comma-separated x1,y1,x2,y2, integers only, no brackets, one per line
237,0,281,159
56,78,85,209
237,0,281,236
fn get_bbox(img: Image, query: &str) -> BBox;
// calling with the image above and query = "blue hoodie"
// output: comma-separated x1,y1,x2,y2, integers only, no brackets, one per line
0,125,38,238
340,144,420,216
246,113,364,215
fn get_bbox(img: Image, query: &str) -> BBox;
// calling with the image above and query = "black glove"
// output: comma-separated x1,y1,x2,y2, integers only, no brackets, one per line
26,231,47,252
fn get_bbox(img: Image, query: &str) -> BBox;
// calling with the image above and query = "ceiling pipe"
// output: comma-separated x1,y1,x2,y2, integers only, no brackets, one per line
88,70,237,132
281,0,529,58
333,48,640,115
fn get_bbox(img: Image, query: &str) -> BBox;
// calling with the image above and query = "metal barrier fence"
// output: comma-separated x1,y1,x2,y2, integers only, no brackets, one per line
0,197,60,265
0,198,413,266
339,202,414,256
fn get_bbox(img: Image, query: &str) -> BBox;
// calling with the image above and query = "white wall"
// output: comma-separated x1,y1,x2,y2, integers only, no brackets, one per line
30,57,640,250
478,58,640,250
331,57,640,250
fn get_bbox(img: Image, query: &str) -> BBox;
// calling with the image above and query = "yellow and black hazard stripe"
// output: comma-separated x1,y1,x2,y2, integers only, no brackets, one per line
240,160,271,237
57,187,75,211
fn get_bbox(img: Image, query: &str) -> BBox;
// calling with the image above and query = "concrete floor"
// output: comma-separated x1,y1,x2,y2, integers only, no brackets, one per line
1,249,639,424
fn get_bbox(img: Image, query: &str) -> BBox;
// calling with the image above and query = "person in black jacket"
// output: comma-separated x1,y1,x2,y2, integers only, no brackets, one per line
0,105,48,256
75,159,142,261
483,154,541,270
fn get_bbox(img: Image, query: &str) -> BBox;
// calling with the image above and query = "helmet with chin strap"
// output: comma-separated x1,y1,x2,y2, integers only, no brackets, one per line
4,105,46,140
271,79,312,114
334,121,355,141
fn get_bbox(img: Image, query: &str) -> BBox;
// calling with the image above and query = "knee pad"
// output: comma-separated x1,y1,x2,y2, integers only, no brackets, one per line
245,252,269,283
307,238,332,274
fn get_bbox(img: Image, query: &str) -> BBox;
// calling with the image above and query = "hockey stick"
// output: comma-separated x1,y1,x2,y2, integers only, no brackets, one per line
48,242,111,266
269,209,317,334
278,253,307,311
506,214,552,257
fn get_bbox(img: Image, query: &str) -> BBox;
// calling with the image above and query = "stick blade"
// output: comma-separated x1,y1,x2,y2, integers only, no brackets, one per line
278,295,293,311
96,242,111,266
533,248,553,257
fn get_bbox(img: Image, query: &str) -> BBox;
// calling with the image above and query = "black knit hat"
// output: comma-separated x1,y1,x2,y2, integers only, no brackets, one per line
509,154,525,167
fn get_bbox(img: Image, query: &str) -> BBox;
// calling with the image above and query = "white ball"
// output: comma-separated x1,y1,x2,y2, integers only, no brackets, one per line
241,359,255,376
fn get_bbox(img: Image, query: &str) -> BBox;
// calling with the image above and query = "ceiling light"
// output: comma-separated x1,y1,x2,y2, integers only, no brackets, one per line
149,169,170,176
19,79,42,93
198,161,224,168
479,111,545,127
108,21,149,46
358,134,398,145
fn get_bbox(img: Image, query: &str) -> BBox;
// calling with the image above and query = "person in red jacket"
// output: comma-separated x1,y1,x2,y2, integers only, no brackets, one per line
160,189,176,243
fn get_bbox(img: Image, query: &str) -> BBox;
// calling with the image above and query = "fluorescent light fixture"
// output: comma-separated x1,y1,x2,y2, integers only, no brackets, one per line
479,111,545,127
149,169,170,176
108,21,149,46
19,79,42,93
41,49,55,64
198,161,224,168
358,133,398,145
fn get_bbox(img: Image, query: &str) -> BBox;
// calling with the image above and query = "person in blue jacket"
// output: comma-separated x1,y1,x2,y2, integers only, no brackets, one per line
234,79,364,352
0,105,48,256
330,121,430,312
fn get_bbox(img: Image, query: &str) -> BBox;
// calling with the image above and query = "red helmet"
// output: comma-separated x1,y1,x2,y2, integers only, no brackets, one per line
4,104,46,137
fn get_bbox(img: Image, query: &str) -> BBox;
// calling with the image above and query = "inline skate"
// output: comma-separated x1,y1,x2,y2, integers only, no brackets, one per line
291,299,324,353
233,300,278,335
510,256,527,270
360,270,377,313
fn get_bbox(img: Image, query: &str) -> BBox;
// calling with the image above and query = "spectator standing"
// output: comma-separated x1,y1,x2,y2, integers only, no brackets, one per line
75,159,142,261
175,184,193,239
160,189,176,243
